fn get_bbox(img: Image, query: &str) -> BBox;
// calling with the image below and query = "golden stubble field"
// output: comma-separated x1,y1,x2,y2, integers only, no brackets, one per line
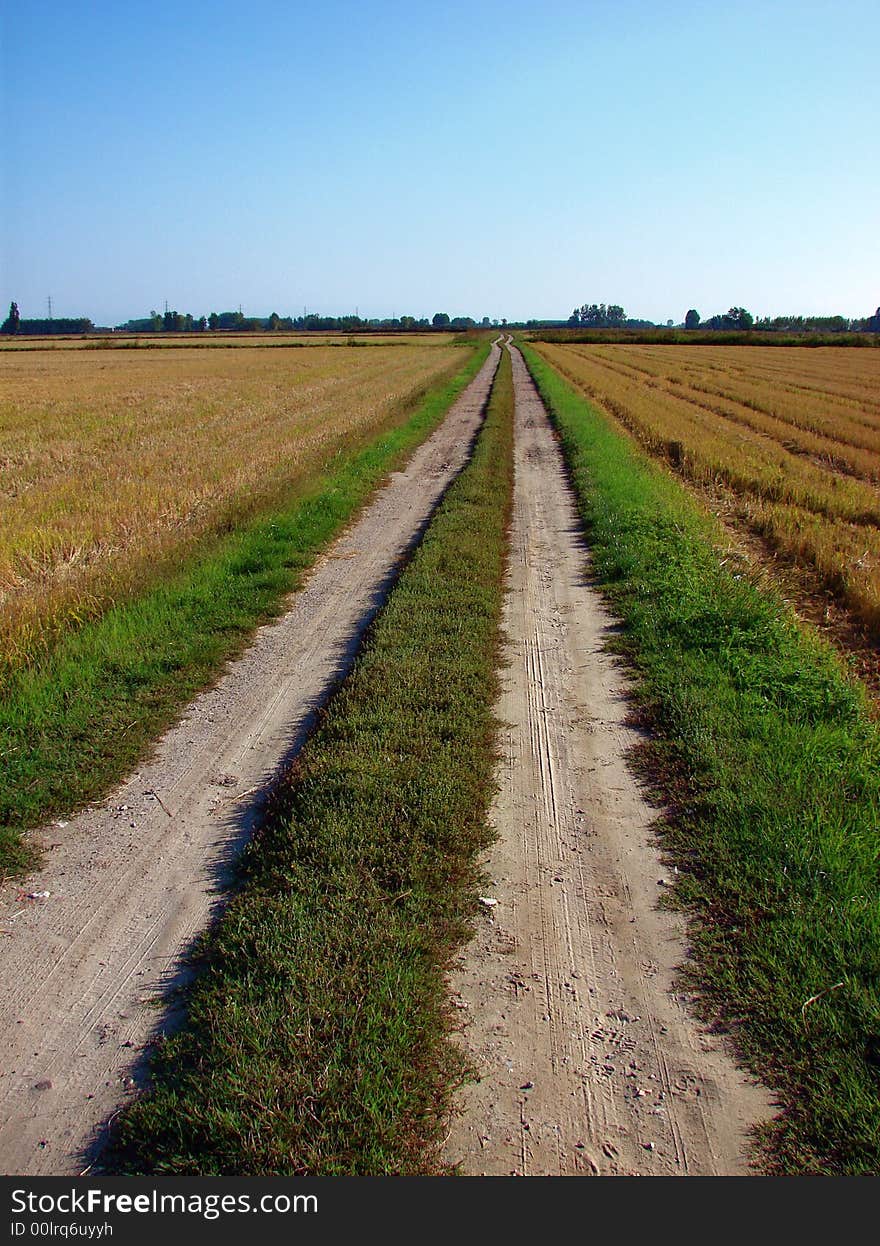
534,341,880,636
0,332,458,351
0,339,463,671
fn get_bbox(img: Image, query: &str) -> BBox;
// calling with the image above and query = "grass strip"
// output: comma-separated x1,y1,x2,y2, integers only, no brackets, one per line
0,343,490,877
106,348,514,1175
521,342,880,1175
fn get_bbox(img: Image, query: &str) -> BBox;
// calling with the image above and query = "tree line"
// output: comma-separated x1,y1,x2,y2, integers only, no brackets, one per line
116,310,496,333
0,302,502,336
1,303,94,335
5,297,878,337
569,301,880,334
685,307,880,333
568,303,654,329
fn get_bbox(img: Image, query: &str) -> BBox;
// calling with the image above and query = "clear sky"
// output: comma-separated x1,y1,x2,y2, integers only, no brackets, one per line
2,0,878,325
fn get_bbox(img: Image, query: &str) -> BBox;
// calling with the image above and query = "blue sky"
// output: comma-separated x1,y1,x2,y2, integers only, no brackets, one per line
2,0,877,325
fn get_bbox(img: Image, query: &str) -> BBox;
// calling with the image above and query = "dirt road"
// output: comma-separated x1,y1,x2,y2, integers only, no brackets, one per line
0,342,501,1176
444,342,772,1175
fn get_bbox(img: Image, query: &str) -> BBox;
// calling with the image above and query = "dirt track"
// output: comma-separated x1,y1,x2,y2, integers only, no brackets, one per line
0,342,501,1176
443,343,772,1175
1,335,772,1177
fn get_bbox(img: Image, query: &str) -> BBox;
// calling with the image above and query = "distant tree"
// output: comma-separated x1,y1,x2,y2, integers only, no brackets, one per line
868,306,880,333
1,301,21,334
267,312,281,331
685,309,700,329
570,303,628,329
150,310,162,332
432,312,450,328
210,311,246,330
728,306,753,330
704,306,755,331
196,316,207,332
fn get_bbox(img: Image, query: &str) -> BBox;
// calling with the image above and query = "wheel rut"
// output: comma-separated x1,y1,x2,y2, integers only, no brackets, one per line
444,340,772,1176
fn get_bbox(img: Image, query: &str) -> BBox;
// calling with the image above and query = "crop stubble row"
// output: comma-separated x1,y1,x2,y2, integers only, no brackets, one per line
532,341,880,634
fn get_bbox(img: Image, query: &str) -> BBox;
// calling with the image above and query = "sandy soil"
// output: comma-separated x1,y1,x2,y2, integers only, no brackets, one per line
0,342,501,1176
443,343,773,1176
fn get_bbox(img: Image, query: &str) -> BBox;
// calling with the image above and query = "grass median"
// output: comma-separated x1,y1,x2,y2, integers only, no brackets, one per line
0,343,490,878
521,342,880,1175
107,348,514,1174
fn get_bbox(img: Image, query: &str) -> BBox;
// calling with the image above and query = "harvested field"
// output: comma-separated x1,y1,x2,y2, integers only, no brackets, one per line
532,342,880,636
0,341,462,672
0,333,459,352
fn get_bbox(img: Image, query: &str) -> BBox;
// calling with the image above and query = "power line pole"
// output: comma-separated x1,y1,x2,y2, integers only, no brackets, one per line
47,295,52,320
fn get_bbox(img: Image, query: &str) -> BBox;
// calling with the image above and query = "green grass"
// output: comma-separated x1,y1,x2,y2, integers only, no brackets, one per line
521,343,880,1175
0,343,490,878
105,348,514,1175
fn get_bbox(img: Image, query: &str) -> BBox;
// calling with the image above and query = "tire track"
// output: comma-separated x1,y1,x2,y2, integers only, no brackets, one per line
444,340,772,1176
